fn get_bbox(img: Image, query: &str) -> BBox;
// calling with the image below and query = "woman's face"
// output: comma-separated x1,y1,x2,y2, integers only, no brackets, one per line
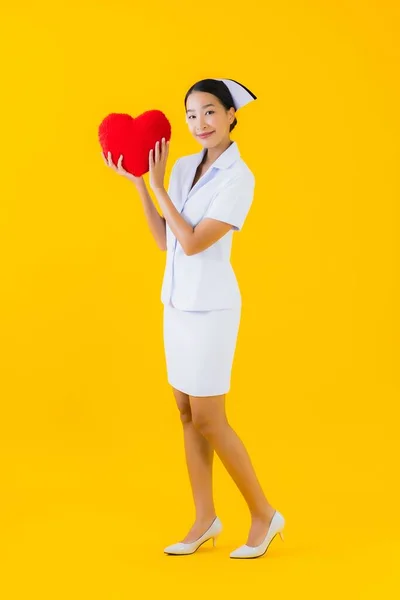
185,91,235,148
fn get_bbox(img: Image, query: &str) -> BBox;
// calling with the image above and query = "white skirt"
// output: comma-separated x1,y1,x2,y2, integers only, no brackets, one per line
163,302,241,397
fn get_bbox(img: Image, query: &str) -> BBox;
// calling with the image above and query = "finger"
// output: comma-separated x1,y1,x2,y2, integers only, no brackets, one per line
164,138,169,161
107,151,114,168
149,148,153,169
155,140,160,163
117,154,123,170
162,138,168,164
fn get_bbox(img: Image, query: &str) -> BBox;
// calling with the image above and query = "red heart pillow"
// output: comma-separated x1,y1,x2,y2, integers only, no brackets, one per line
98,110,172,177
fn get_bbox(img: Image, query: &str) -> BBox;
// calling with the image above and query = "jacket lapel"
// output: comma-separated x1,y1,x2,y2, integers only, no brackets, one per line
179,150,212,214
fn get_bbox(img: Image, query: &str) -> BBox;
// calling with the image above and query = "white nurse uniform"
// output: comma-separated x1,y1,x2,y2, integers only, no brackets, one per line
161,140,255,396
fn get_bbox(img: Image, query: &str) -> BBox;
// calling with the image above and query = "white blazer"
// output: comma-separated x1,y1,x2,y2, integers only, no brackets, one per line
161,140,255,311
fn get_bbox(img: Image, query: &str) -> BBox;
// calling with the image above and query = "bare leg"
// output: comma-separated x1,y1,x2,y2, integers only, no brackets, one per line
172,387,217,543
190,394,276,547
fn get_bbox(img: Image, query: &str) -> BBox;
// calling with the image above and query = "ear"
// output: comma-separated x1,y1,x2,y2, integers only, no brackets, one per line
228,106,236,124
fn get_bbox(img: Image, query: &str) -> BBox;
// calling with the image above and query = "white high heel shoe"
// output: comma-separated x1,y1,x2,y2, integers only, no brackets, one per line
230,510,285,559
164,517,223,555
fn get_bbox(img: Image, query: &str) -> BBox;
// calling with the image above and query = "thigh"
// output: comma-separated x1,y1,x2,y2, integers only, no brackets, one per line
189,394,228,430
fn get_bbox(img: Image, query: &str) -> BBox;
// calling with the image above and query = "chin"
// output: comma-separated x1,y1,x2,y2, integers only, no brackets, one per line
199,136,218,145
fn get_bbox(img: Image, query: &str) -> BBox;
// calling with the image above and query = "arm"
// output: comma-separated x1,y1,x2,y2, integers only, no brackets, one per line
135,179,167,251
152,186,232,256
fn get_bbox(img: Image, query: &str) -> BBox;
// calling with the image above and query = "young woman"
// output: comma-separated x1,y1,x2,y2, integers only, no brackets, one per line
103,78,285,559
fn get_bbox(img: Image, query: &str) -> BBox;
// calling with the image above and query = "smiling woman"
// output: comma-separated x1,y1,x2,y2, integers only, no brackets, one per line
185,78,243,134
158,79,285,560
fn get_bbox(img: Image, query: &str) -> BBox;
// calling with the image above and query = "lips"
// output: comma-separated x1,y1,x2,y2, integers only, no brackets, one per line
198,132,214,139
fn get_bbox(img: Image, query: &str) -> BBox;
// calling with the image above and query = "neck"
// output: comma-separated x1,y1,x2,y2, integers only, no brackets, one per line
204,139,233,165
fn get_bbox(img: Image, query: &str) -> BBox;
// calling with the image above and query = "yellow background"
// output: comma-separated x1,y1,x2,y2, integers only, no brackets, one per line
0,0,399,597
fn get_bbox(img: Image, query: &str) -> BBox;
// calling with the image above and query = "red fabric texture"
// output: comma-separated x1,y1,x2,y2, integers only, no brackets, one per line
98,110,172,177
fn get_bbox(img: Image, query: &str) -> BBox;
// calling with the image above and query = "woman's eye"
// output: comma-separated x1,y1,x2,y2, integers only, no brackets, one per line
188,111,214,119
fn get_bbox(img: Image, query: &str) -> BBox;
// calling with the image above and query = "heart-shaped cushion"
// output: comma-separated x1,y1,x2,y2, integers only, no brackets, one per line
98,110,172,177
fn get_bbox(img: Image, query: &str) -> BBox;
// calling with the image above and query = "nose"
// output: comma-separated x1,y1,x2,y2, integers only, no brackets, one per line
196,116,207,131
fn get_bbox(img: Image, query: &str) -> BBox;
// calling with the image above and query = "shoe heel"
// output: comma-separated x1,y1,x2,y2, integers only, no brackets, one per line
279,531,284,542
212,536,217,547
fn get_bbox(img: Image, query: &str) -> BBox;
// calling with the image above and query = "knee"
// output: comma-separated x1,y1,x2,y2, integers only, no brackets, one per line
179,404,192,425
192,412,225,439
172,388,192,424
192,413,210,436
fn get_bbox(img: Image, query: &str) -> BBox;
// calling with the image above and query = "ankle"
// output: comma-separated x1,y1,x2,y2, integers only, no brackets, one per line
250,505,275,522
195,512,217,524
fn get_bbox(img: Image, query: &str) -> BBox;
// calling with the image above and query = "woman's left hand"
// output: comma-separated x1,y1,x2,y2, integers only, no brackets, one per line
149,137,169,191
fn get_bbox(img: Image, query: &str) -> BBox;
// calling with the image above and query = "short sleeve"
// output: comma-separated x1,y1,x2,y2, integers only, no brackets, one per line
204,173,255,231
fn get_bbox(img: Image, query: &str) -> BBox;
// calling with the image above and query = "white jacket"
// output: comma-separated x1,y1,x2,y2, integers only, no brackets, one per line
161,141,255,311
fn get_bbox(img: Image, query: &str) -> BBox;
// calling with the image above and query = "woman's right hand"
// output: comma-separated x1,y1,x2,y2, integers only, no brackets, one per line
102,151,144,186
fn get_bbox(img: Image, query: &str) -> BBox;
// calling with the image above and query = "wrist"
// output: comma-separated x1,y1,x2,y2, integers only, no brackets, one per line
131,176,145,187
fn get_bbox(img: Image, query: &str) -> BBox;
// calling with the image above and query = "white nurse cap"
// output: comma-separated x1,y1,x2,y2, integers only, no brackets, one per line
212,78,257,110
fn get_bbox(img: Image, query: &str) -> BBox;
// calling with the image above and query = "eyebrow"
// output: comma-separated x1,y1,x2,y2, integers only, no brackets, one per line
186,103,215,113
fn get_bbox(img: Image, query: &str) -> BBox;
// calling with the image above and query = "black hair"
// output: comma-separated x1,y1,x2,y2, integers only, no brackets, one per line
184,78,238,133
